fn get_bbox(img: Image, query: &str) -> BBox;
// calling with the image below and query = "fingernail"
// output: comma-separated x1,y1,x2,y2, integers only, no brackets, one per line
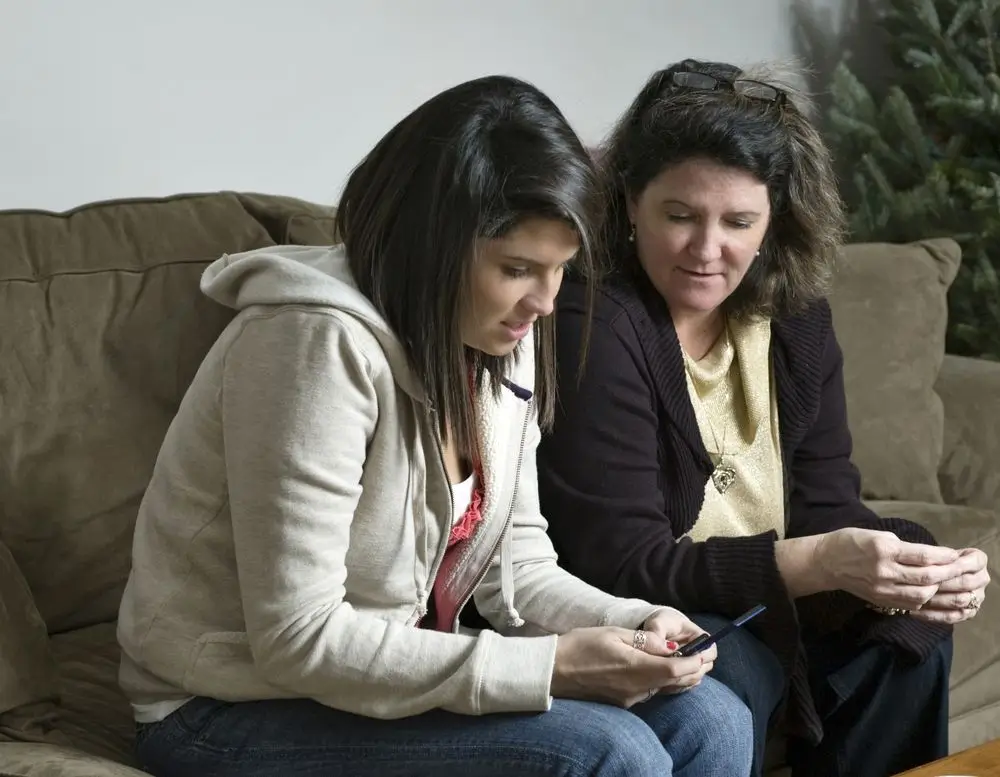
666,641,678,651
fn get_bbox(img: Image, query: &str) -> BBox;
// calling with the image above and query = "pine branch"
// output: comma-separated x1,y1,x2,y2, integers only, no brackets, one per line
827,0,1000,360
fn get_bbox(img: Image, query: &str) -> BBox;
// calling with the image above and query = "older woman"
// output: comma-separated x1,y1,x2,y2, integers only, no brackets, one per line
537,59,989,777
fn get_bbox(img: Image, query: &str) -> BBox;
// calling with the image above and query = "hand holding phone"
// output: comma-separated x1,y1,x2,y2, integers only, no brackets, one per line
675,604,766,657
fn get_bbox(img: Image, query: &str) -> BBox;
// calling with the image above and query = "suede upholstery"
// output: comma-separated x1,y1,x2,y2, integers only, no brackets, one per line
0,193,996,775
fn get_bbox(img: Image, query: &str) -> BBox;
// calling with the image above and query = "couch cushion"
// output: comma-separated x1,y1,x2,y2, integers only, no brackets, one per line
48,623,135,765
235,192,338,246
830,239,961,504
0,192,337,633
0,538,59,733
0,743,149,777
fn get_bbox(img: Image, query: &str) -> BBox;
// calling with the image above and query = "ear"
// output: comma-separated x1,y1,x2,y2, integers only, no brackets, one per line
626,192,638,226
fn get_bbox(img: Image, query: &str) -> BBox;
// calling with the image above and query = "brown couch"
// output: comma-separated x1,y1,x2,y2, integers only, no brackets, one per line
0,193,997,776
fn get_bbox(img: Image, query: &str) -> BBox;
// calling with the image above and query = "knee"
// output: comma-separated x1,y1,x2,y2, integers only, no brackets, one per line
928,635,954,676
681,678,754,775
558,701,672,777
713,689,754,772
689,614,785,713
906,635,953,696
889,635,952,686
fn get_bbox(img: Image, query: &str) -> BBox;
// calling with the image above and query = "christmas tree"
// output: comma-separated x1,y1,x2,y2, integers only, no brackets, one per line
827,0,1000,360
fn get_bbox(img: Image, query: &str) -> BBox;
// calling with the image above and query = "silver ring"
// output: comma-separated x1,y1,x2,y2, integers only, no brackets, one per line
967,593,981,611
632,629,648,652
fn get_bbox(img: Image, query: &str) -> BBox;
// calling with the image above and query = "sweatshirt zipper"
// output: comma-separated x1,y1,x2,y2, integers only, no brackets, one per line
449,400,531,630
424,404,453,616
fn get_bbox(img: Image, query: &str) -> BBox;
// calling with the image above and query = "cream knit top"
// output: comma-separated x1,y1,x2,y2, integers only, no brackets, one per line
681,317,786,541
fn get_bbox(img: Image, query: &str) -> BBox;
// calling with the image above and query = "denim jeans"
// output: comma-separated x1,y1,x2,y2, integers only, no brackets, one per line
692,613,952,777
135,675,752,777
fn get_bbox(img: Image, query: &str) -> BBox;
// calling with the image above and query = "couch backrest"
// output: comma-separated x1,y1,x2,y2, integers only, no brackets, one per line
0,192,336,633
0,190,960,633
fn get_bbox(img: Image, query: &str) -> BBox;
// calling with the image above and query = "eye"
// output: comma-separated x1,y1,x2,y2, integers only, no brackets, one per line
666,214,692,223
502,266,530,279
727,220,753,230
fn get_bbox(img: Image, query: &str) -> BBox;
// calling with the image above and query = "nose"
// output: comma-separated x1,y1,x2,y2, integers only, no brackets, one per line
522,273,561,318
688,224,724,263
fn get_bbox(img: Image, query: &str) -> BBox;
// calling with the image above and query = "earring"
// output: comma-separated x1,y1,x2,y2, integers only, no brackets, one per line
755,249,760,257
628,224,636,243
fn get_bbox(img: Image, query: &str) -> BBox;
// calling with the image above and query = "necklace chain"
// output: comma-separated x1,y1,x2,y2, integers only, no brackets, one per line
683,326,737,494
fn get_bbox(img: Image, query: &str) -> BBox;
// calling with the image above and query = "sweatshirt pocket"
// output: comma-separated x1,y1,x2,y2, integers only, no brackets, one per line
182,631,295,701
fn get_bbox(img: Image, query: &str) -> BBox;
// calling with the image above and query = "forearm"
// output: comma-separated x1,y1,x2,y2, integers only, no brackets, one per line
476,532,662,634
250,603,557,717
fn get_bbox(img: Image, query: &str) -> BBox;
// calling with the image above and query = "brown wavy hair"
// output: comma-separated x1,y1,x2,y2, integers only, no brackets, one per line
599,58,846,319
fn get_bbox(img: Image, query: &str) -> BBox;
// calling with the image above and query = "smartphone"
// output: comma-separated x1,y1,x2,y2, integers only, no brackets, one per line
676,604,767,657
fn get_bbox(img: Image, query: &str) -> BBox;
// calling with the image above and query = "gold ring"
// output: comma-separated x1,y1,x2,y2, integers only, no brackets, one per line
632,630,648,651
967,593,981,611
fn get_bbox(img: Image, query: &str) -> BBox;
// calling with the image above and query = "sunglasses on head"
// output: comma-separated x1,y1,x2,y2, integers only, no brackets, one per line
668,70,786,106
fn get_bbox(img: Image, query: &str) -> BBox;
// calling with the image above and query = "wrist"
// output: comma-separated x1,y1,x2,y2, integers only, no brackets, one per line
549,635,570,698
775,534,833,598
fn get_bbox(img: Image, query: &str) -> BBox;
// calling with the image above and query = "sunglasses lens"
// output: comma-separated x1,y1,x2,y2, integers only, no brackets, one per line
673,72,718,90
735,81,779,101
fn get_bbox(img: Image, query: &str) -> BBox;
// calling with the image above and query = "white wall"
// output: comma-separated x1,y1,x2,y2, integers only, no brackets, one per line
0,0,808,211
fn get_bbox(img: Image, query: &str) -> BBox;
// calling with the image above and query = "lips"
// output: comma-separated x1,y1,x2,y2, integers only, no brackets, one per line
502,320,534,340
678,267,720,277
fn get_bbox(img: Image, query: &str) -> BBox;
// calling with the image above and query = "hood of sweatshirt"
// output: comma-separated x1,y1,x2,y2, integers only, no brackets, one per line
201,244,424,400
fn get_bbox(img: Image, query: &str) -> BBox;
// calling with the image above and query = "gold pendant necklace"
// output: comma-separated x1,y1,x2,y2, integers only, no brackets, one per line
704,396,736,494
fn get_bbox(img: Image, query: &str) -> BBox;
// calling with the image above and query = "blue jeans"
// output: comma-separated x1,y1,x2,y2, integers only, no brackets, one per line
692,613,952,777
135,676,752,777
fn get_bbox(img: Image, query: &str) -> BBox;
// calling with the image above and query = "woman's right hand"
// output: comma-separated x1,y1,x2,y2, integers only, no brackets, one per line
549,626,713,708
815,527,967,611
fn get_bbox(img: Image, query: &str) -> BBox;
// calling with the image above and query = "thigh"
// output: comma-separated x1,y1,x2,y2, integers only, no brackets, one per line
789,634,952,777
136,696,673,777
689,613,786,716
688,613,785,777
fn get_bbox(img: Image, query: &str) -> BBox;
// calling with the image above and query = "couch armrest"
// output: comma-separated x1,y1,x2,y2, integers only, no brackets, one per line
936,354,1000,511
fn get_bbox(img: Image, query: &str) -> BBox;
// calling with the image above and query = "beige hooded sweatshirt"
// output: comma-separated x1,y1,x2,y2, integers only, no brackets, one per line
117,244,663,722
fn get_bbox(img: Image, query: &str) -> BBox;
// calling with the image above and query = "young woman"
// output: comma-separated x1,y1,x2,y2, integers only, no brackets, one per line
537,60,989,777
116,74,753,777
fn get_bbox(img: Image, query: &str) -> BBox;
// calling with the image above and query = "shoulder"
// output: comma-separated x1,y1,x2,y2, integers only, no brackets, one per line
557,275,646,343
771,298,845,425
772,298,840,375
224,305,393,386
553,279,654,392
772,298,834,347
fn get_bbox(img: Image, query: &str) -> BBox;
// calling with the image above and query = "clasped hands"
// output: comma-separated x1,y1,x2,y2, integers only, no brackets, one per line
816,527,990,624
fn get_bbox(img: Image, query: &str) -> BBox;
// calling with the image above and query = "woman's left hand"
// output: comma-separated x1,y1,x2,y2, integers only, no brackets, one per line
641,608,714,695
910,548,989,625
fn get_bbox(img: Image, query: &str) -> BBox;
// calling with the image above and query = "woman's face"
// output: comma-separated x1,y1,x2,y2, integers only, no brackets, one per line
462,217,578,356
628,158,771,317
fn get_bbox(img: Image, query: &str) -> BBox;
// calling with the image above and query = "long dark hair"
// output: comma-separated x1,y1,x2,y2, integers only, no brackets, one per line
335,75,600,452
601,59,846,318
